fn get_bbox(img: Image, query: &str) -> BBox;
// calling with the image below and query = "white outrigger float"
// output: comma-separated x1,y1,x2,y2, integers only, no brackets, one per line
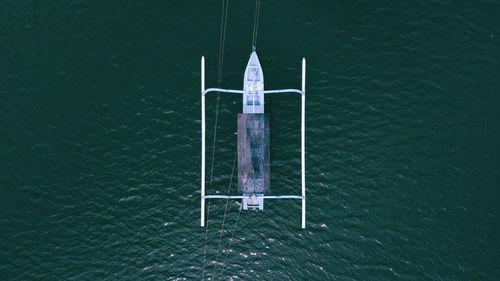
201,51,307,228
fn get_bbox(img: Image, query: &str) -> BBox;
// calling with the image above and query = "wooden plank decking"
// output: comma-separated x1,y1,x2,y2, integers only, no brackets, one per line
237,113,270,194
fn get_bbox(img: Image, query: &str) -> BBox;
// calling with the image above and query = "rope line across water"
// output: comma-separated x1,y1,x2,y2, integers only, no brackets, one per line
212,151,237,279
219,204,243,279
202,0,231,279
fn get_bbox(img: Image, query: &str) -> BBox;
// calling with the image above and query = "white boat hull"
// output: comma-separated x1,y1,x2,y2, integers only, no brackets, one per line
243,51,264,113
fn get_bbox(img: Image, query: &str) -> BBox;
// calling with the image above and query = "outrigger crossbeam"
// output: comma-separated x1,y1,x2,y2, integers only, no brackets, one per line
202,88,305,96
200,55,306,228
204,195,304,199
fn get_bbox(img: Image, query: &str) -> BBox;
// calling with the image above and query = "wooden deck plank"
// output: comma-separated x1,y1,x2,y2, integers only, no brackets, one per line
237,113,270,194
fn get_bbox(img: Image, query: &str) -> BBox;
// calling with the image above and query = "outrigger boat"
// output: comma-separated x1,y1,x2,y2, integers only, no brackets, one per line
200,51,306,228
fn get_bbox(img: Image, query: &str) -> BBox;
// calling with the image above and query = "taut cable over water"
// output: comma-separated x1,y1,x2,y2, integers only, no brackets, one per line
201,1,231,279
211,151,237,278
251,0,261,50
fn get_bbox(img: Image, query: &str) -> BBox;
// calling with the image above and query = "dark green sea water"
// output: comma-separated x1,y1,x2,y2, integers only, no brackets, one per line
1,1,499,280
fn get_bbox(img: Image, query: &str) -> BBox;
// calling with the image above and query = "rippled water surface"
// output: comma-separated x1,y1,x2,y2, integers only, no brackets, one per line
1,1,499,280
